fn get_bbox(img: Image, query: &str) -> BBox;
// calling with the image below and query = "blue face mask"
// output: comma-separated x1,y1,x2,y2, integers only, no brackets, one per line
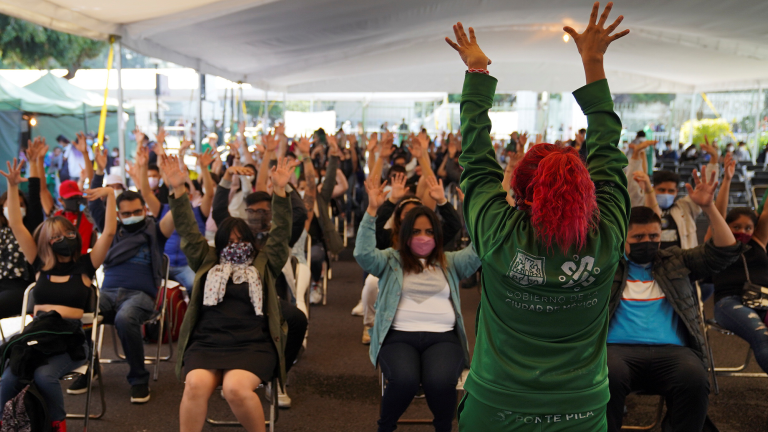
86,138,94,146
656,193,675,210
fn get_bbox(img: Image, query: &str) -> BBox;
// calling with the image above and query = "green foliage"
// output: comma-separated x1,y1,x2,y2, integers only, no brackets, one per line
0,14,107,78
679,118,732,144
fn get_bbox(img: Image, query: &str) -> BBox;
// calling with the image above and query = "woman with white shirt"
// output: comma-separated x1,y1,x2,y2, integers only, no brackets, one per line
354,178,481,432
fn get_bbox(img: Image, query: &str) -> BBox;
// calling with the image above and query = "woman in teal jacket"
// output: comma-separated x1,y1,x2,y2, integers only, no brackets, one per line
445,3,631,431
354,177,481,432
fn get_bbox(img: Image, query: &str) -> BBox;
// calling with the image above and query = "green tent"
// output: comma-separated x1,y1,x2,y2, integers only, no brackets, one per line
23,73,135,156
0,75,81,114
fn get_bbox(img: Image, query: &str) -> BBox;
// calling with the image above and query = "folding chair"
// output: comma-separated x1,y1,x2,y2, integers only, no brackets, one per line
621,392,665,431
753,185,768,209
19,282,107,430
206,377,279,432
705,318,768,381
98,254,174,381
379,368,469,424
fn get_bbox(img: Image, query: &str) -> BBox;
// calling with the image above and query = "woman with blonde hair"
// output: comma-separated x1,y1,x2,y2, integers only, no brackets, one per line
0,158,116,432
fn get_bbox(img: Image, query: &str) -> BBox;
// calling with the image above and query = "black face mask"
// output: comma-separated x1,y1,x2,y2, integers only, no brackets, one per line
51,237,79,257
123,219,147,234
63,197,86,213
246,209,272,234
627,241,660,264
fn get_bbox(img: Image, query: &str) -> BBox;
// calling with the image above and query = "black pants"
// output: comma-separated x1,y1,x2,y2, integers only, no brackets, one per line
378,330,464,432
280,299,307,373
0,278,30,320
607,344,709,432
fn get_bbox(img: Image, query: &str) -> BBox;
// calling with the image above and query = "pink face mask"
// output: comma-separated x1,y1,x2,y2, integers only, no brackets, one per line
408,235,435,256
733,232,752,245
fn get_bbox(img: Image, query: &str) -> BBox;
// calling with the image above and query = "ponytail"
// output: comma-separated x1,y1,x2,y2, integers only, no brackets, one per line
513,144,598,253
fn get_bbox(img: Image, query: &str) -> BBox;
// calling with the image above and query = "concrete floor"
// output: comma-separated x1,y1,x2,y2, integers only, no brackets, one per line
59,253,768,432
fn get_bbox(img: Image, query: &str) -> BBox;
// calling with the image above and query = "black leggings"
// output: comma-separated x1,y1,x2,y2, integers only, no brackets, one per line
377,330,465,432
0,278,31,320
280,299,307,373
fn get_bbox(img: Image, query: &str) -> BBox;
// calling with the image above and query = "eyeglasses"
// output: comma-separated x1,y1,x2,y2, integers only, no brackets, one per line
50,231,77,245
119,209,144,218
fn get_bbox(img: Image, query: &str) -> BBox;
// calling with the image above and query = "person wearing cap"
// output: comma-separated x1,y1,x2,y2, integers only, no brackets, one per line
104,173,126,198
55,180,96,256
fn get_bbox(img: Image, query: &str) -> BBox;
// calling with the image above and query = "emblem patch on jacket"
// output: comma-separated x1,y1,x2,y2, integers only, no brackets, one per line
507,250,545,286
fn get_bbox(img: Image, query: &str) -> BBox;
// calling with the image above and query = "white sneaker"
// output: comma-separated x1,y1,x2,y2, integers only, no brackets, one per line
277,385,292,408
309,284,323,305
351,299,364,316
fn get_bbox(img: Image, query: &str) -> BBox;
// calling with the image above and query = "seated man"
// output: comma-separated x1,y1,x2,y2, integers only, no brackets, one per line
607,202,744,432
73,185,174,403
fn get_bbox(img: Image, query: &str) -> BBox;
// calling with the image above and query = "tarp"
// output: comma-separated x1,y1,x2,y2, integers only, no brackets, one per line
24,73,133,113
0,75,80,114
0,110,21,194
1,0,767,93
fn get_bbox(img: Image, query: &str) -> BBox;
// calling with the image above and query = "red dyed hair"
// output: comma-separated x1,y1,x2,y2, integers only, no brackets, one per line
512,143,598,253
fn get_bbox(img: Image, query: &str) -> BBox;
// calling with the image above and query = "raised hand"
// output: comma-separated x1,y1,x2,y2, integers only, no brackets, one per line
197,148,216,168
424,175,447,203
75,132,89,154
135,146,149,167
297,136,311,156
632,170,652,192
518,132,529,149
0,159,27,187
445,22,491,69
389,172,408,202
133,128,145,145
274,122,285,137
159,154,186,191
85,187,114,202
723,152,736,180
564,2,629,62
179,138,193,154
455,186,465,203
153,127,167,157
270,157,300,192
365,177,389,214
226,166,254,178
95,147,108,172
347,133,358,148
126,161,139,183
263,133,279,153
367,133,379,152
327,135,341,157
409,137,424,159
700,135,719,163
685,166,718,209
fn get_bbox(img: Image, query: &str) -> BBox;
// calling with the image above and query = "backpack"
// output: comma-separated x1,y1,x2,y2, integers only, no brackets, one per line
1,382,51,432
144,281,187,343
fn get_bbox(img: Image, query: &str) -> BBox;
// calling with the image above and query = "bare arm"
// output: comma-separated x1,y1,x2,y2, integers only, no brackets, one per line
297,137,317,230
687,166,735,247
136,147,162,216
715,153,735,219
197,149,216,218
255,133,278,193
86,187,116,268
632,170,661,217
1,160,36,264
75,132,95,186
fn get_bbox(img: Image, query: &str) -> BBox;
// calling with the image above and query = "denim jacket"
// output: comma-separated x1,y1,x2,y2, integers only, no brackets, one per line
353,211,481,367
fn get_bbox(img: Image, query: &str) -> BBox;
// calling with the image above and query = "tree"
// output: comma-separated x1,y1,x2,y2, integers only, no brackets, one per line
0,14,107,79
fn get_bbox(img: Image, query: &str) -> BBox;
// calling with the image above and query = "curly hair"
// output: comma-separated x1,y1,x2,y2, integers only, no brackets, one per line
512,143,598,253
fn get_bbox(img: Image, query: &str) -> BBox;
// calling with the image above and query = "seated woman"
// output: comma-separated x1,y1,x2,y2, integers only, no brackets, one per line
165,154,295,432
0,158,116,432
354,177,481,432
0,139,45,321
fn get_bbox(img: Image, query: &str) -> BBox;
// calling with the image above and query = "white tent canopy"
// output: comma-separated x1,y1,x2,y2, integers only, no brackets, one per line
2,0,768,93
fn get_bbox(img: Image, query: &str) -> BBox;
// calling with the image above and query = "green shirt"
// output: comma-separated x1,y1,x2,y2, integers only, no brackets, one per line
458,73,630,414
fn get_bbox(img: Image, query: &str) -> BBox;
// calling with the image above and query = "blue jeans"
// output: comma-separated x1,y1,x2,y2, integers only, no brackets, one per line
169,265,195,292
1,327,88,421
714,295,768,373
378,330,465,432
99,288,155,386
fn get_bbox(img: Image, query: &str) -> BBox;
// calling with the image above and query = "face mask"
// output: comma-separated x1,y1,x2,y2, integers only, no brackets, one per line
86,138,94,146
247,209,272,234
63,198,86,213
148,178,160,189
298,190,305,199
112,151,119,157
245,175,256,183
627,241,660,264
3,207,25,220
220,242,254,265
727,147,734,152
113,189,123,199
408,235,436,257
51,236,79,257
734,232,752,245
122,214,145,226
656,193,675,210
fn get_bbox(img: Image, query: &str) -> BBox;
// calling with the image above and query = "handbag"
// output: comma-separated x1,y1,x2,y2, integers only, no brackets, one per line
740,254,768,310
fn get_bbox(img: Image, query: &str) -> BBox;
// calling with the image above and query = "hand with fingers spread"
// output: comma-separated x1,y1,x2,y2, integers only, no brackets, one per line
0,159,28,187
197,148,216,168
85,187,114,202
365,178,389,216
159,154,187,192
297,136,311,156
723,152,736,180
271,157,300,196
135,145,149,168
425,175,447,205
179,138,193,155
686,166,718,209
75,132,89,154
263,133,279,153
95,147,109,173
518,132,529,150
389,172,408,203
367,133,379,152
445,22,491,70
328,135,341,157
133,128,145,145
632,170,653,193
563,2,629,83
409,138,424,159
700,135,719,163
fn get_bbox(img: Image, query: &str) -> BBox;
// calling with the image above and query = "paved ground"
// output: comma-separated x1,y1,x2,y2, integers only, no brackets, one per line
59,250,768,431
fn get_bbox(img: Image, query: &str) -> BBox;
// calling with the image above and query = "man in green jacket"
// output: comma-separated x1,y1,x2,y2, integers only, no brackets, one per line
446,3,631,430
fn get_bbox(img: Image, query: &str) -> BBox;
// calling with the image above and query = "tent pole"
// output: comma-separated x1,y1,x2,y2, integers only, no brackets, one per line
687,92,697,146
116,38,126,186
197,73,203,150
263,90,268,133
83,103,88,132
754,82,763,162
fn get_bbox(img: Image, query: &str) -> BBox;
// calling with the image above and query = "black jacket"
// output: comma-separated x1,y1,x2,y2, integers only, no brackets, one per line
0,310,86,381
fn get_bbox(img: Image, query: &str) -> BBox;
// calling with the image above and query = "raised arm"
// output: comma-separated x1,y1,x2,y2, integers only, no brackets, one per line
262,157,297,277
238,121,258,167
75,132,94,186
353,177,391,277
632,170,661,217
0,160,36,264
85,187,116,268
414,132,436,178
297,137,317,231
24,138,46,230
136,146,162,216
197,149,216,218
715,152,735,218
565,2,631,242
255,133,278,192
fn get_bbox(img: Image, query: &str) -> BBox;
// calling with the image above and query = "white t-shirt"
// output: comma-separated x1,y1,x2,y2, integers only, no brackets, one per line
392,261,455,333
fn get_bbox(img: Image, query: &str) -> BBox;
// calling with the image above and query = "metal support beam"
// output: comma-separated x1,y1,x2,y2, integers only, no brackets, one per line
116,39,126,186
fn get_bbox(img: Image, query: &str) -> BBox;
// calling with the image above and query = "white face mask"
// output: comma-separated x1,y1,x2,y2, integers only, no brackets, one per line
245,175,256,183
298,190,305,199
122,214,145,225
113,189,123,199
148,178,160,189
3,207,25,220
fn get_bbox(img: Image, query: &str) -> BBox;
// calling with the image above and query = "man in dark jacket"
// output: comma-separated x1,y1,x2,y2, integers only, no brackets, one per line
606,205,744,432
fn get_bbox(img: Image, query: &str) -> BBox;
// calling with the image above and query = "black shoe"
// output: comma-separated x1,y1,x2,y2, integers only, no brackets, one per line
66,371,98,395
130,384,151,404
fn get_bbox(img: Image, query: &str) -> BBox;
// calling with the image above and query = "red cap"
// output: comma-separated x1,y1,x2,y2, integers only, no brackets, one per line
59,180,82,199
